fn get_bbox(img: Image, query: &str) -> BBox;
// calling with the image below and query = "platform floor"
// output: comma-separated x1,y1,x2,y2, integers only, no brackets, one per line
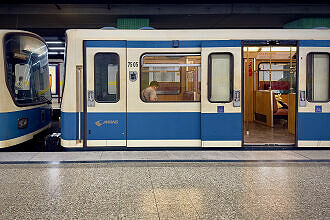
0,160,329,219
0,151,329,219
0,150,329,162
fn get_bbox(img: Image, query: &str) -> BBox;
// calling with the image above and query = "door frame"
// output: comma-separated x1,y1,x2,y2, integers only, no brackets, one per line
241,40,299,147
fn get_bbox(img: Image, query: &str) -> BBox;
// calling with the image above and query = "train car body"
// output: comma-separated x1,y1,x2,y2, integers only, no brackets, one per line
62,29,330,148
0,30,52,148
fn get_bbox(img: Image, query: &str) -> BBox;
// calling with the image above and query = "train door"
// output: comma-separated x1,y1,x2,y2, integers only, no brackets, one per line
84,41,127,147
201,41,242,147
298,41,330,147
243,41,297,146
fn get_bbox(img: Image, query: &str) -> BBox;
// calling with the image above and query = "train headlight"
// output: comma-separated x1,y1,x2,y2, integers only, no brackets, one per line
17,118,28,129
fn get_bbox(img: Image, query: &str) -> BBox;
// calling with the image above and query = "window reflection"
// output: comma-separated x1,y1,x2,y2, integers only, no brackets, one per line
5,34,51,105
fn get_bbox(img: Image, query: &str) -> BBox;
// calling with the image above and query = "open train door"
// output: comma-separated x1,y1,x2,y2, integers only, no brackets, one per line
298,40,330,147
201,41,242,147
83,40,127,147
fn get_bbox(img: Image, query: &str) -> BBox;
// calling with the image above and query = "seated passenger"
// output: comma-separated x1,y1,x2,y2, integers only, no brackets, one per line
273,93,288,116
141,81,159,102
275,94,288,109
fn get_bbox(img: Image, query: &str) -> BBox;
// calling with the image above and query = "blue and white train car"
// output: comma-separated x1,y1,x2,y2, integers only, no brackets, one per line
61,29,330,148
0,30,52,148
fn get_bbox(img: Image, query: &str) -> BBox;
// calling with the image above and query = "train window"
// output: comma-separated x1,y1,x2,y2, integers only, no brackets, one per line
4,34,51,106
141,54,201,102
258,62,296,93
307,53,330,102
208,53,233,102
94,53,120,103
49,65,58,95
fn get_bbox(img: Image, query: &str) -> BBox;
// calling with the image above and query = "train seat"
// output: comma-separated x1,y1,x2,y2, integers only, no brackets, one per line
183,91,194,101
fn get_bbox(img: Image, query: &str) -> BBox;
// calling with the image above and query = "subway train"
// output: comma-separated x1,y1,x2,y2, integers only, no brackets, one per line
0,30,52,148
61,29,330,148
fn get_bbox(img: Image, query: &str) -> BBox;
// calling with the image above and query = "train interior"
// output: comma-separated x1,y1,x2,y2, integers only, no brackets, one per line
141,54,201,102
243,43,297,146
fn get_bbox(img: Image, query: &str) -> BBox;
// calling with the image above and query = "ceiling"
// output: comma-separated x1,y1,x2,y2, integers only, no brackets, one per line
2,3,328,59
1,3,329,37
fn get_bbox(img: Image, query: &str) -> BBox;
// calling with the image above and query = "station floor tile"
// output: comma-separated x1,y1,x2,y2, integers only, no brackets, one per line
292,150,330,159
0,152,37,161
1,150,330,163
0,162,329,219
29,151,102,161
231,150,308,160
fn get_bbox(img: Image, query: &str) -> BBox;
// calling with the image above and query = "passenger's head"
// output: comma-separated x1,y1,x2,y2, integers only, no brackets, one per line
19,76,23,81
149,81,159,89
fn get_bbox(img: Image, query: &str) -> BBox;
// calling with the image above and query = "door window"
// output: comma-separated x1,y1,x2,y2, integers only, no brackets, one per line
208,53,233,102
94,53,120,102
307,53,330,102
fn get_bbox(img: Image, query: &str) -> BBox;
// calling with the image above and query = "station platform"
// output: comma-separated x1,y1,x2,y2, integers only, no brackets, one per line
0,150,329,163
0,150,329,219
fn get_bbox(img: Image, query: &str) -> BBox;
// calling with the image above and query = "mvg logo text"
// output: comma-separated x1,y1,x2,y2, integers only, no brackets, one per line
95,120,119,127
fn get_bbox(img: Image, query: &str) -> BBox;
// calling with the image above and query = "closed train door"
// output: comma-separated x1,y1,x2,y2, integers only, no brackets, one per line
201,41,242,147
84,41,127,147
298,40,330,147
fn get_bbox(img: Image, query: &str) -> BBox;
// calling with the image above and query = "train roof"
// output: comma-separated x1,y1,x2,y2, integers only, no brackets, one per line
66,29,330,41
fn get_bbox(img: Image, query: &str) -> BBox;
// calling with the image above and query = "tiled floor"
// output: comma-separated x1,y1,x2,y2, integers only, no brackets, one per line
0,150,329,162
244,122,295,144
0,162,329,219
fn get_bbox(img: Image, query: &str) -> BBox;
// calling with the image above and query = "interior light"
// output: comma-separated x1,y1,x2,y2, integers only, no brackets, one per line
261,47,296,52
48,52,64,55
243,47,260,52
46,41,64,44
48,47,65,50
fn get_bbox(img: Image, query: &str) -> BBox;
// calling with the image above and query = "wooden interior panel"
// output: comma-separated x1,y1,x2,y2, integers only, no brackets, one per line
288,93,296,135
254,90,273,127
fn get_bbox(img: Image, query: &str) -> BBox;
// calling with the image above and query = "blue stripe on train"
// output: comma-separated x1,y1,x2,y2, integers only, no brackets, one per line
87,113,126,140
201,113,242,141
298,113,330,141
61,112,82,140
127,112,201,140
62,112,126,140
0,107,51,141
300,40,330,47
86,40,330,48
86,40,242,48
61,112,242,141
86,41,127,48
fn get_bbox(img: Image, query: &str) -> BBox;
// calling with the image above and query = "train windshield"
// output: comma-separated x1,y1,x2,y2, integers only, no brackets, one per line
4,34,51,106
